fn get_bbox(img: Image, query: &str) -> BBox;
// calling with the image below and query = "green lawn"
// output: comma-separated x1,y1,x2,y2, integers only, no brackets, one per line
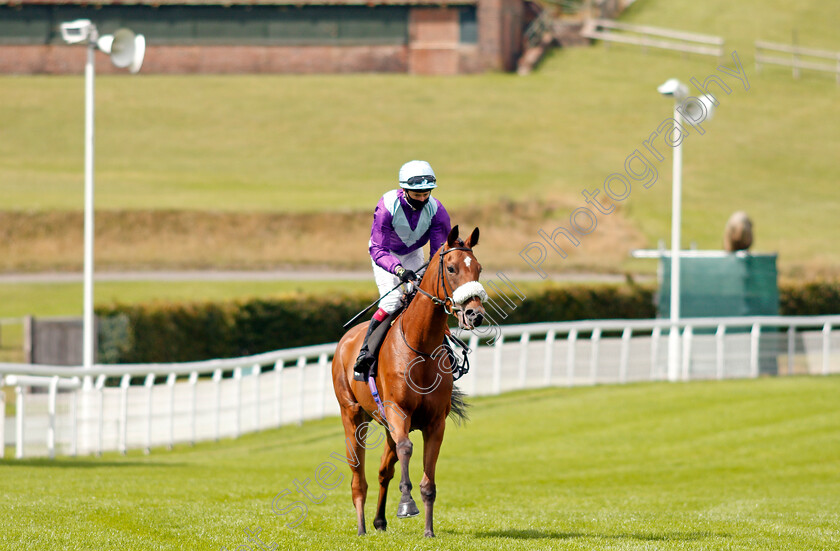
2,0,839,275
0,280,379,320
1,377,838,550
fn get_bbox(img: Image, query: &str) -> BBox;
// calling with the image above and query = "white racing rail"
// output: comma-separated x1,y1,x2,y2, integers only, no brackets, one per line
2,315,838,459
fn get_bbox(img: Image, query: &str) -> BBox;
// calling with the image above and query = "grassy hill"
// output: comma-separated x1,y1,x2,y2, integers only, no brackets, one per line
2,377,839,550
1,0,838,278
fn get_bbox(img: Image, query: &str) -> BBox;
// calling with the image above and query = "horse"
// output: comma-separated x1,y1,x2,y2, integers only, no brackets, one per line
331,225,487,537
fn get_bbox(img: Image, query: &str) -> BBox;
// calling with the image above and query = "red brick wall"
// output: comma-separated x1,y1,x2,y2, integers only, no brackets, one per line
477,0,523,72
409,7,460,75
0,44,410,74
0,0,523,75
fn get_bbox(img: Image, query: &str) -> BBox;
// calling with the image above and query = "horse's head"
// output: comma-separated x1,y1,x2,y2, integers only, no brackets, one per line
430,225,487,330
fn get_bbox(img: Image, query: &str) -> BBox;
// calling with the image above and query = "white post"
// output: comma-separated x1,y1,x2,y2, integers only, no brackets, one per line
681,326,693,381
144,373,155,454
715,324,726,379
253,364,263,431
96,374,106,456
0,385,4,459
188,371,198,445
297,357,306,425
468,335,479,396
650,326,661,381
543,330,555,386
233,367,242,438
667,105,683,382
492,337,503,395
274,361,284,426
787,325,796,375
823,323,832,376
567,329,577,387
15,386,24,459
70,388,78,457
318,354,328,419
619,327,632,384
83,39,96,376
590,328,602,385
750,323,761,378
166,373,176,450
518,333,530,389
213,369,222,441
47,376,59,459
119,374,130,455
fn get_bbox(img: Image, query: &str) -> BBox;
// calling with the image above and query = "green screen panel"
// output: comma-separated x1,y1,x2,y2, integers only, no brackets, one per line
0,4,409,46
0,6,52,44
459,6,477,44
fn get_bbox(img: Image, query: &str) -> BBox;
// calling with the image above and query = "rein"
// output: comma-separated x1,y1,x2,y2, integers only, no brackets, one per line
397,244,481,368
413,245,474,316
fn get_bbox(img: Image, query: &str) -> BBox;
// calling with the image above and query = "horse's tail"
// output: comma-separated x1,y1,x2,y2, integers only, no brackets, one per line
447,385,470,426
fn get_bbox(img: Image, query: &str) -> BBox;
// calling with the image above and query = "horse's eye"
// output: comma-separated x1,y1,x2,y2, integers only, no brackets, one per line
447,265,456,274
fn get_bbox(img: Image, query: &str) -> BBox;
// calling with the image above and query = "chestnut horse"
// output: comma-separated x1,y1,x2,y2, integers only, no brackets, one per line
331,225,486,537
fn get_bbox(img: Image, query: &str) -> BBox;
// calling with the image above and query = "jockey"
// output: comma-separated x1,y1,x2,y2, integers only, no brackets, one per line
353,160,452,381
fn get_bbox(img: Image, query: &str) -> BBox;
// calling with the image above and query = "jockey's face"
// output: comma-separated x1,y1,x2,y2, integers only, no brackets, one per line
405,190,431,201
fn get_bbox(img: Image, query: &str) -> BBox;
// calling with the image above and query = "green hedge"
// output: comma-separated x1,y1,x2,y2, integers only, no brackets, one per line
779,280,840,316
95,280,839,364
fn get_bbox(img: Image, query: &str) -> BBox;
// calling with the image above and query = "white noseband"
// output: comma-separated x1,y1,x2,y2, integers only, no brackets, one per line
452,281,488,305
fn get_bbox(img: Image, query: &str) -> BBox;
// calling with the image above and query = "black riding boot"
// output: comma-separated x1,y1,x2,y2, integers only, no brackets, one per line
353,318,383,381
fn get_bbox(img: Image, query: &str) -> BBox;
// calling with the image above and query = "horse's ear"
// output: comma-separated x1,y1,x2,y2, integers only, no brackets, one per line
447,225,460,247
465,227,480,248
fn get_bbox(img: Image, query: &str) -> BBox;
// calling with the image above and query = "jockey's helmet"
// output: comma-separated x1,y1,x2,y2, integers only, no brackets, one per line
398,160,437,191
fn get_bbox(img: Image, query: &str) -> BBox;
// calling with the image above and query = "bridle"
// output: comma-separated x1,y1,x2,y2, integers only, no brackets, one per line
398,244,485,362
413,245,481,317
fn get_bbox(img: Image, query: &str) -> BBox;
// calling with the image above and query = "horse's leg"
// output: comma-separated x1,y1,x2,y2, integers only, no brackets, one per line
392,422,420,519
373,431,398,531
420,419,446,537
339,405,368,535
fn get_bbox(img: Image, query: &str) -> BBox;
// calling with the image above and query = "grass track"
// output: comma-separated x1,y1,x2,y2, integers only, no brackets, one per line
2,377,839,550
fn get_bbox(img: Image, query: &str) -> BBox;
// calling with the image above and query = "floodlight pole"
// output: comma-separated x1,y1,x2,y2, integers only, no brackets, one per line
83,36,97,378
667,105,682,382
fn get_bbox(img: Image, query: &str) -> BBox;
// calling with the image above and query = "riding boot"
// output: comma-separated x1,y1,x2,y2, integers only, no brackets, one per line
354,318,383,381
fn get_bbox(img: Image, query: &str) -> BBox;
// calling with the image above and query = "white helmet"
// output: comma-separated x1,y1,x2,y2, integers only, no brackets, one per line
398,160,437,191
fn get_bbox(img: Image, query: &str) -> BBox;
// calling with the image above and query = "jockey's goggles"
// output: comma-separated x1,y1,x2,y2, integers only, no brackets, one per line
403,175,436,186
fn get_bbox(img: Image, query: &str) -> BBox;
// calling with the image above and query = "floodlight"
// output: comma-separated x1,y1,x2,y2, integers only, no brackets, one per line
681,94,715,124
657,77,718,382
60,19,95,45
657,78,689,101
59,19,145,375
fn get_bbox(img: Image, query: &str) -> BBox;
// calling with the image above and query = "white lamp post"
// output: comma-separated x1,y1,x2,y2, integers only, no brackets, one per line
657,78,715,381
60,19,145,375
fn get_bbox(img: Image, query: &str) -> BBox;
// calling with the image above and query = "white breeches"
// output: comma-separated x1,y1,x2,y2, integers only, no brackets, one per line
372,248,426,314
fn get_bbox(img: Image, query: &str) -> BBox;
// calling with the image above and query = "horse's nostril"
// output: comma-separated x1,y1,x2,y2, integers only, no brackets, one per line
465,308,475,318
475,313,484,327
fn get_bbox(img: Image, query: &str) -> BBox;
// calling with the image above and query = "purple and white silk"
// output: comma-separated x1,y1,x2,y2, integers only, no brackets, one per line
369,189,451,275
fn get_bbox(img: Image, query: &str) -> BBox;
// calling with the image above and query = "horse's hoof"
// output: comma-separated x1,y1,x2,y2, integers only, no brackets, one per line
373,518,387,531
396,499,420,518
425,530,435,538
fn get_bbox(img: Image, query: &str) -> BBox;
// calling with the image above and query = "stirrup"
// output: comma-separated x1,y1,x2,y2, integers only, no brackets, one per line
354,351,371,381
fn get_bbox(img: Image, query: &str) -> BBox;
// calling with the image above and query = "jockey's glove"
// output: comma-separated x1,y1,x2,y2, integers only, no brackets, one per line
396,266,417,283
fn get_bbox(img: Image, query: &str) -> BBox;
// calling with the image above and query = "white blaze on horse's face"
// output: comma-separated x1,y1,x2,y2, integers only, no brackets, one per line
447,250,486,330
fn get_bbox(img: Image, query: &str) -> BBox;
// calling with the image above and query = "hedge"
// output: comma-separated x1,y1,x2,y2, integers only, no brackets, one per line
95,280,839,364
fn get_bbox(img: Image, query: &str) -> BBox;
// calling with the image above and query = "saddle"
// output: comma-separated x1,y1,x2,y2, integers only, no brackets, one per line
366,288,470,381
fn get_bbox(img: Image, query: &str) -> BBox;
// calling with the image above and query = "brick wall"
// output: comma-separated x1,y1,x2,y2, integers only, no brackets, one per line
0,0,523,74
0,44,410,74
477,0,523,71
